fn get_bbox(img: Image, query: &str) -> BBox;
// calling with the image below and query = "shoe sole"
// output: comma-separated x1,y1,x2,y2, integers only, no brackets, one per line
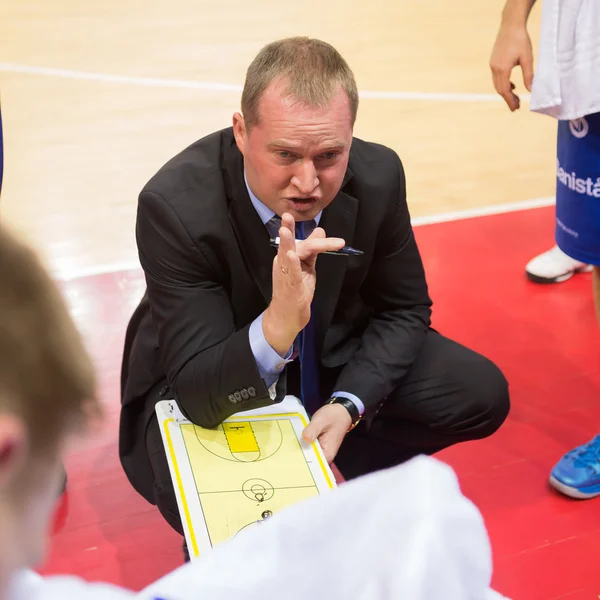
549,475,600,499
526,265,593,284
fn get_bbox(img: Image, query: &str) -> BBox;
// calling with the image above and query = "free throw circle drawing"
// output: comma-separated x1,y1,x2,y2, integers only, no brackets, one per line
242,478,275,503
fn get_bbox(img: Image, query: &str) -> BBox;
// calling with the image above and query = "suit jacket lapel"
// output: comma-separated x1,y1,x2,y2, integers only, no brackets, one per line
223,141,275,305
314,173,358,354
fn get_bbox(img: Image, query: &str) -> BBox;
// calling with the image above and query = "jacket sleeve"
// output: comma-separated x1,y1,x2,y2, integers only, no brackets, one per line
136,191,285,428
332,154,432,414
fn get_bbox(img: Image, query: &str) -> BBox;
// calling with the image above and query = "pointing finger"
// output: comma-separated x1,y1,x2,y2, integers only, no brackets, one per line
296,237,346,261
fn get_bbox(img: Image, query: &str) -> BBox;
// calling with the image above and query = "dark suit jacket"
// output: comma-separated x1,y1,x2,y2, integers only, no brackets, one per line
119,127,432,502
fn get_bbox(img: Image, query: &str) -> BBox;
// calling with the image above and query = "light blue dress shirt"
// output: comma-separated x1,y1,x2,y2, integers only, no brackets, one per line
244,173,365,416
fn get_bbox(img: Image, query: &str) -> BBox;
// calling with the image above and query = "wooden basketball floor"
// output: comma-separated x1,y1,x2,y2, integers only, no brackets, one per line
2,1,599,599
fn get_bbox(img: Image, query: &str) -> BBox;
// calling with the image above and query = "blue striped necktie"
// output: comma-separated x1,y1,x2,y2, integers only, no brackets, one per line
266,217,321,415
296,220,321,415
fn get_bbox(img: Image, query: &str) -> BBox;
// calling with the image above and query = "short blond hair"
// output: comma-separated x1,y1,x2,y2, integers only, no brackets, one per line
0,224,97,459
241,37,359,129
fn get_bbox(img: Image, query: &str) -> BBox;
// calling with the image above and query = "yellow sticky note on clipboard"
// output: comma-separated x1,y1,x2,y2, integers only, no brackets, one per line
156,397,337,560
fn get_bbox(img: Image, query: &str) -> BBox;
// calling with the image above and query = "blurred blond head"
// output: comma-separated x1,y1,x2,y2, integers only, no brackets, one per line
0,223,98,596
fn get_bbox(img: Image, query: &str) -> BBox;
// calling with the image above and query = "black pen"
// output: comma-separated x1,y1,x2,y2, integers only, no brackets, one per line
269,237,364,256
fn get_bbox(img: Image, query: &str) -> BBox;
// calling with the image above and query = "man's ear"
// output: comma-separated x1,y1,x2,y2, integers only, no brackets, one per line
0,416,27,492
232,112,247,155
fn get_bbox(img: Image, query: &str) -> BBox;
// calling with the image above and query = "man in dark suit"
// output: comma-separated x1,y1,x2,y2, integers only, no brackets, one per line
120,36,510,536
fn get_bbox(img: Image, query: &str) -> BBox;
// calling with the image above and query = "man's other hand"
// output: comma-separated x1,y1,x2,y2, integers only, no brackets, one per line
302,403,352,463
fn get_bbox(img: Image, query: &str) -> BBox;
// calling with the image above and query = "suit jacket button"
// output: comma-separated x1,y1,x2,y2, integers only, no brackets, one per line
241,389,249,400
248,386,256,397
228,394,236,404
234,391,242,402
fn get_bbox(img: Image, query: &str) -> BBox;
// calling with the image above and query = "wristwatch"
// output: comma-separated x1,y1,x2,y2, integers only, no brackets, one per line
327,396,362,431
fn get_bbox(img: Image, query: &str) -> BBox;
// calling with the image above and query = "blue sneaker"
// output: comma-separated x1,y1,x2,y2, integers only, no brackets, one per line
550,435,600,499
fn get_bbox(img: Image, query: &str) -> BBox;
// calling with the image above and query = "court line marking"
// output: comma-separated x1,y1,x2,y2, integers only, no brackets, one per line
52,195,554,281
411,195,554,226
0,62,529,103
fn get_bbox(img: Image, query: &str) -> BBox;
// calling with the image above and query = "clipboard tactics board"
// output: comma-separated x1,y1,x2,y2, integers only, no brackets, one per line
156,397,337,559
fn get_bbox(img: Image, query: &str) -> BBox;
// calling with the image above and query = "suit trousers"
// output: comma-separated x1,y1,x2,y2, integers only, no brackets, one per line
144,329,510,535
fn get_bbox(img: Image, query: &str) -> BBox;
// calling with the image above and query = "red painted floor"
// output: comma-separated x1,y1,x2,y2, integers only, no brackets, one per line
40,205,600,600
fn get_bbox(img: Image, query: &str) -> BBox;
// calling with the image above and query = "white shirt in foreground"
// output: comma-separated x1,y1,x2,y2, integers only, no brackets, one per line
8,456,509,600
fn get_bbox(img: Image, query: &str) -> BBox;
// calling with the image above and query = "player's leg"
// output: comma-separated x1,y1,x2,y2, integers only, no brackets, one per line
548,113,600,498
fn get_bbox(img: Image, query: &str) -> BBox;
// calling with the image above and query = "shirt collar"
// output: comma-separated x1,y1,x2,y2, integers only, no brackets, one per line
243,171,322,226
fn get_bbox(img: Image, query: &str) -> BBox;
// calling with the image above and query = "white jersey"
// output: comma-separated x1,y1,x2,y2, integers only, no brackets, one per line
6,570,133,600
7,457,509,600
530,0,600,120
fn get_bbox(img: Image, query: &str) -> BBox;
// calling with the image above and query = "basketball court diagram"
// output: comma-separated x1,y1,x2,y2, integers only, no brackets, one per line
180,417,321,546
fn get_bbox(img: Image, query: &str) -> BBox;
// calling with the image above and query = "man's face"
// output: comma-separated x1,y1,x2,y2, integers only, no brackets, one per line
233,79,354,221
0,416,66,599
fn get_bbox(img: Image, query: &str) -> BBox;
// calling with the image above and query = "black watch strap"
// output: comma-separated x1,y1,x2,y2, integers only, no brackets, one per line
327,396,361,430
